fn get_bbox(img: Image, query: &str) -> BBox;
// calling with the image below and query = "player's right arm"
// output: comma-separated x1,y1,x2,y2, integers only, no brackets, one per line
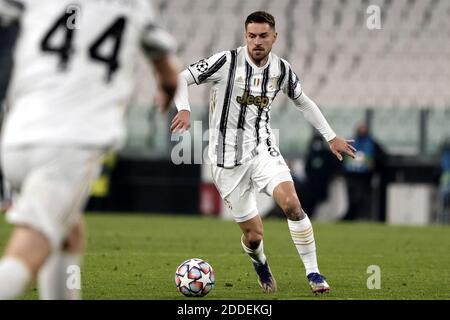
141,27,179,112
171,51,228,133
150,54,180,113
0,0,23,26
171,70,195,132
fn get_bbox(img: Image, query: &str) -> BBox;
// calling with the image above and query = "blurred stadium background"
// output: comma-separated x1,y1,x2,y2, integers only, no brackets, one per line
1,0,450,301
1,0,450,225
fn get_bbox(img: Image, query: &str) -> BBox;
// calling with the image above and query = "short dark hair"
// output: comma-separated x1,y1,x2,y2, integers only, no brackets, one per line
245,11,276,30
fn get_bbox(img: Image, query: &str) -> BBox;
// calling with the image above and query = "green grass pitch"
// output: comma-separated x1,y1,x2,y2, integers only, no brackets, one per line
1,213,449,300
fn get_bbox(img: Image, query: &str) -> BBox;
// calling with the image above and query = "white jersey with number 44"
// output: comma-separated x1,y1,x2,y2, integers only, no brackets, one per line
0,0,174,148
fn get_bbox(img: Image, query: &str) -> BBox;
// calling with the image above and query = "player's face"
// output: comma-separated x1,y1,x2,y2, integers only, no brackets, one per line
245,23,277,65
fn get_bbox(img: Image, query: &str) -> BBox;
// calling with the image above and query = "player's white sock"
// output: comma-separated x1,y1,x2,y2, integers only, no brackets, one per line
0,256,32,299
241,236,267,265
288,215,320,276
38,251,81,300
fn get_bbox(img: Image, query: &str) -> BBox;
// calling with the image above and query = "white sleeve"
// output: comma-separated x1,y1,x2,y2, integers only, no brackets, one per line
141,25,177,59
187,51,227,85
139,0,177,59
0,0,23,26
293,93,337,142
174,69,196,112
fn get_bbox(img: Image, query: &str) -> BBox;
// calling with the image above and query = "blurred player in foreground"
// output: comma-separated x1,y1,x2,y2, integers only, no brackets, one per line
172,11,355,294
0,0,179,299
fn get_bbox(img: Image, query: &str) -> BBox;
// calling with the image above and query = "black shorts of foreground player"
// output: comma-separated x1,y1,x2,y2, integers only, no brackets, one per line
171,11,356,294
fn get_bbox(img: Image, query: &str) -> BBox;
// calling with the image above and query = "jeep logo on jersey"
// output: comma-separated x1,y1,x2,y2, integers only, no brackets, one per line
236,91,269,109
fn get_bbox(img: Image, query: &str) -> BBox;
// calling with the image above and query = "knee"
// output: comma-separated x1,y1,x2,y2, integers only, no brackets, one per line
63,219,86,254
243,229,264,250
280,195,305,221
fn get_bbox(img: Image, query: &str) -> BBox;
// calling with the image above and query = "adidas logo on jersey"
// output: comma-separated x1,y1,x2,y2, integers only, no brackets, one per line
236,91,269,109
236,76,245,84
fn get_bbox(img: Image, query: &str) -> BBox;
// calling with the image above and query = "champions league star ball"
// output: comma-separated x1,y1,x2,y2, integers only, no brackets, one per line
175,258,215,297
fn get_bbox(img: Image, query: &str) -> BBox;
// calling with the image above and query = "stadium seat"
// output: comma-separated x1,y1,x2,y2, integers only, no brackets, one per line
127,0,449,155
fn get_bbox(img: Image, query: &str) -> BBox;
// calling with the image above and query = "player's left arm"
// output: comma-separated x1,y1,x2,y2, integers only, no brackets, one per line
0,0,23,26
293,93,356,161
282,62,356,161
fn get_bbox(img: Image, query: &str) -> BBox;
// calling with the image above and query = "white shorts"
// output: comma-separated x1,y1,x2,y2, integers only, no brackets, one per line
211,144,293,223
1,146,104,249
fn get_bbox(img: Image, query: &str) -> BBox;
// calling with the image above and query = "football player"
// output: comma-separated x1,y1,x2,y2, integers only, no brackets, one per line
172,11,356,294
0,0,179,299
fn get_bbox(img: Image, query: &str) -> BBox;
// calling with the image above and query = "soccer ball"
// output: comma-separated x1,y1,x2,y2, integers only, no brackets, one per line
175,258,215,297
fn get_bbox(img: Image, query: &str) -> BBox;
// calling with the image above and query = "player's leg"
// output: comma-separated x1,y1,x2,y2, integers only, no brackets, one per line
211,163,276,293
0,148,52,299
223,180,277,293
0,147,102,300
38,216,86,300
252,145,330,294
36,148,102,300
223,179,263,263
239,214,265,265
0,226,51,299
238,214,277,293
271,180,330,293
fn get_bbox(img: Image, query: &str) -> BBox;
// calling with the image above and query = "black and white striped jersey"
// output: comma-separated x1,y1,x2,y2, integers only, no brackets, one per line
186,46,303,168
178,46,335,169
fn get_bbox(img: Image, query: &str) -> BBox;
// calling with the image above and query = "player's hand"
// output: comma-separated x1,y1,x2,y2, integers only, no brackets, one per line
171,110,191,133
328,137,356,161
